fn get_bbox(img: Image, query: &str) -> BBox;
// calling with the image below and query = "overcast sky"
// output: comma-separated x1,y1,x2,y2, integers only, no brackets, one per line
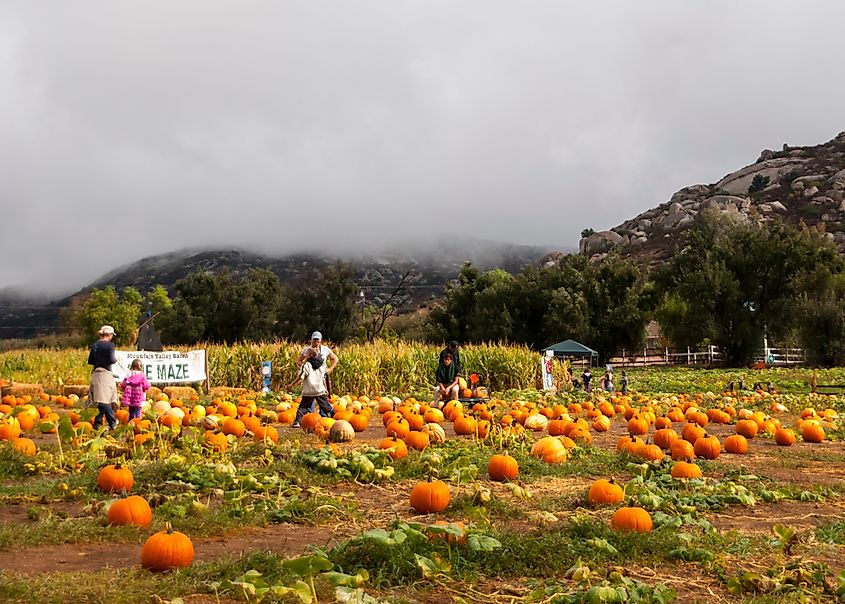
1,1,844,295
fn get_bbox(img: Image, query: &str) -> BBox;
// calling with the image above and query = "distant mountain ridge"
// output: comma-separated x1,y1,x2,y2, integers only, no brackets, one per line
574,131,845,265
0,238,558,339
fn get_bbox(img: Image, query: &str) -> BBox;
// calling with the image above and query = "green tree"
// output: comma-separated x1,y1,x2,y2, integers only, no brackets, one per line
655,214,839,365
426,254,649,359
747,174,770,194
75,286,143,346
797,269,845,367
278,264,359,343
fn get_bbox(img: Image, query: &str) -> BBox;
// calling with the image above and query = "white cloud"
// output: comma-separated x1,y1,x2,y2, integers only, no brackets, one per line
0,1,843,294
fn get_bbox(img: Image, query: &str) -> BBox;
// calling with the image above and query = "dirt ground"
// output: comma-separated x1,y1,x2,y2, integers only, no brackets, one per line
2,410,844,604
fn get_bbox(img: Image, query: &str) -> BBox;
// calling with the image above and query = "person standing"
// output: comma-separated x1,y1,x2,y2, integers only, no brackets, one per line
433,352,460,408
292,331,338,428
121,359,151,420
620,371,629,395
581,367,593,393
88,325,118,430
439,341,462,376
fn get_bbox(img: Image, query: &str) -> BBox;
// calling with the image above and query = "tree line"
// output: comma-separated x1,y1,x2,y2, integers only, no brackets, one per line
64,213,845,367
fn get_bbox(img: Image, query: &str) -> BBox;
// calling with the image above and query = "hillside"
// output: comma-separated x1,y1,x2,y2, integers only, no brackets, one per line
577,131,845,264
0,239,554,339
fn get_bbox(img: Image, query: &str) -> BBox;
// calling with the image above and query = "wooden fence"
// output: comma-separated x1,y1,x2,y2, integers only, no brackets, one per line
604,346,805,368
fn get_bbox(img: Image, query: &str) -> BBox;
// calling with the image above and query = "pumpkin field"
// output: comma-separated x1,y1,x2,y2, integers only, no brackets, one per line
1,346,845,603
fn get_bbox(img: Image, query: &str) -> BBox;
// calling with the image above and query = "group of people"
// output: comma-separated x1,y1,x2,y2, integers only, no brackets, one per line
87,325,152,430
578,367,628,395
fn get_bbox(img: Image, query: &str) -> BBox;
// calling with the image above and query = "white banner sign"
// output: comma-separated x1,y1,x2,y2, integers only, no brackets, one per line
114,350,207,384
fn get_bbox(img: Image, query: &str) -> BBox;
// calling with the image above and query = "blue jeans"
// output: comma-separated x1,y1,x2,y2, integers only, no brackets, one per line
294,395,334,423
95,403,117,430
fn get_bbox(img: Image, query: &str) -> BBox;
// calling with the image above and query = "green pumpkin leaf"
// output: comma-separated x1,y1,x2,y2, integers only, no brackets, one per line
585,537,619,555
282,554,333,577
467,534,501,552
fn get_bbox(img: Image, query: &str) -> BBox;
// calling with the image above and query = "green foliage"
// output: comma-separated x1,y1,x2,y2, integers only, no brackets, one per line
747,174,770,194
797,270,845,366
581,228,596,238
277,264,360,343
426,256,648,362
72,286,143,346
654,215,841,364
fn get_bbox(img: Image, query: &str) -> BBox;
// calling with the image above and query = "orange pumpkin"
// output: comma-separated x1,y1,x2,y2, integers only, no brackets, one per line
587,478,624,506
97,463,134,493
610,507,653,532
107,495,152,527
410,478,451,514
487,453,519,482
141,523,194,571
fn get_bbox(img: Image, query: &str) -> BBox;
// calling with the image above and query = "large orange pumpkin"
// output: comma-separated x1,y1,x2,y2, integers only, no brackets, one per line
410,478,451,514
107,495,153,527
97,463,134,493
487,453,519,482
141,523,194,571
610,507,653,533
587,478,624,506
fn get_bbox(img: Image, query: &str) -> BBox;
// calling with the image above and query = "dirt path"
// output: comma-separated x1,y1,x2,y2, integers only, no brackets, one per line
708,499,845,534
0,522,345,575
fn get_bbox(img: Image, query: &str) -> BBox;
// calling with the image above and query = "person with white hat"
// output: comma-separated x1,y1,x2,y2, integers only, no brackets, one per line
88,325,118,430
291,331,339,428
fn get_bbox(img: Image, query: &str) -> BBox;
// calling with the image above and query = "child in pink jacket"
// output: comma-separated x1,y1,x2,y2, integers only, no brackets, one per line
121,359,151,420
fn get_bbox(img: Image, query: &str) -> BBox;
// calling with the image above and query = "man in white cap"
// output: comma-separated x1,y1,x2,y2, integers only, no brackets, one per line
291,331,339,427
88,325,118,430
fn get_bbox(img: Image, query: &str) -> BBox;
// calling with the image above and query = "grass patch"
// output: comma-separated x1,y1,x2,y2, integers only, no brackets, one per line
816,520,845,545
0,550,295,604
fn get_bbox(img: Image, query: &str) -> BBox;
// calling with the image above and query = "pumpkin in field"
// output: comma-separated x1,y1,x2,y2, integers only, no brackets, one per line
221,417,245,437
802,423,825,443
735,419,759,439
378,436,408,460
0,419,22,441
587,478,624,506
253,425,279,444
639,441,664,462
774,427,796,446
723,434,748,455
429,520,468,546
530,436,568,464
11,437,36,456
329,420,355,443
300,412,322,432
611,507,653,533
421,423,447,444
107,495,153,527
204,431,228,452
404,430,430,451
97,463,134,493
410,478,451,514
487,452,519,482
693,434,721,460
626,415,649,436
524,414,549,431
453,415,478,436
670,438,695,461
386,418,410,439
653,428,679,450
670,461,702,479
141,523,194,571
348,413,370,432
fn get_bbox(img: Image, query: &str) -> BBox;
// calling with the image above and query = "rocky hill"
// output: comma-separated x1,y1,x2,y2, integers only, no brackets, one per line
0,239,555,339
576,131,845,265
